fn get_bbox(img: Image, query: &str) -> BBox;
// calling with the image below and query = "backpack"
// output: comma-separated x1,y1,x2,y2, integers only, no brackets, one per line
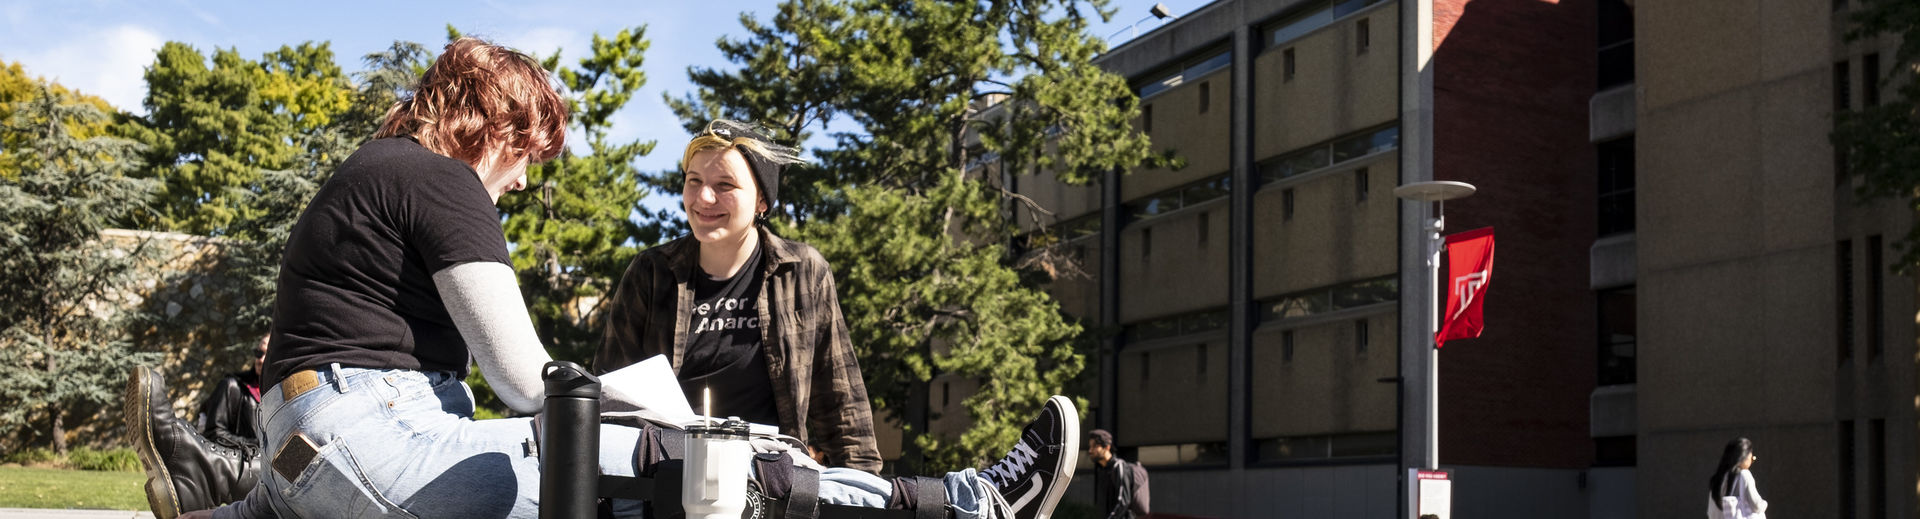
1127,460,1151,516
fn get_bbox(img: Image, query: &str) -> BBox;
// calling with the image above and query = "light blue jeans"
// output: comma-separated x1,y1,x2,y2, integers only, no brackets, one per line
211,367,990,518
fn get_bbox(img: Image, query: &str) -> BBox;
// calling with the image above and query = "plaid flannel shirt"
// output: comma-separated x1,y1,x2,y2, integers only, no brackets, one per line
595,225,882,473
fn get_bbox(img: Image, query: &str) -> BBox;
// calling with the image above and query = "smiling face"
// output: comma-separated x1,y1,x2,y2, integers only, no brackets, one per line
683,147,767,245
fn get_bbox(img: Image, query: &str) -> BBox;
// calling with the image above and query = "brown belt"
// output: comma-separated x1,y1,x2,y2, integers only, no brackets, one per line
280,369,326,401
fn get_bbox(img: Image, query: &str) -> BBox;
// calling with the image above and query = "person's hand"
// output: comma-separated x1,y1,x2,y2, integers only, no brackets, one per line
182,510,215,519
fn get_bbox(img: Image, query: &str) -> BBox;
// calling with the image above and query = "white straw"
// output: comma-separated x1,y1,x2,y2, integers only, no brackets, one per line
703,386,712,427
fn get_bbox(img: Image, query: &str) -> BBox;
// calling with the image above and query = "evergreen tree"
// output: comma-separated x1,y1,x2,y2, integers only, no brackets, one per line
500,27,660,365
1833,0,1920,270
0,85,162,454
672,0,1160,472
122,41,352,240
0,61,116,176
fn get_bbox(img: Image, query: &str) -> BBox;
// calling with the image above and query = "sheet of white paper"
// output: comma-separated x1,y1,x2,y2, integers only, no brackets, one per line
596,354,779,435
599,354,696,420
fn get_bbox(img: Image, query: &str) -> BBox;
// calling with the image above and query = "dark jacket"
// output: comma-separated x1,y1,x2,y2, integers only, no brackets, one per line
596,226,882,473
1093,456,1142,519
195,372,260,451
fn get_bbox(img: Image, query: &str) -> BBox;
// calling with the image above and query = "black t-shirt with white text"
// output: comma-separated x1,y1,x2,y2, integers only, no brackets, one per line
264,137,511,386
678,244,779,426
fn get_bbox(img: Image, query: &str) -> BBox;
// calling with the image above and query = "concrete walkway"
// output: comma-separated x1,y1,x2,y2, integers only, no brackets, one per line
0,509,153,518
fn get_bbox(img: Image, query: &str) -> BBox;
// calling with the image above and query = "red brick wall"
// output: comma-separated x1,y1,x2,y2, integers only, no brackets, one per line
1430,0,1600,469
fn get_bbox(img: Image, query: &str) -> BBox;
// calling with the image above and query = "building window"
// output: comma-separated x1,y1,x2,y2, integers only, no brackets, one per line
1835,60,1852,113
1142,227,1152,259
1257,125,1400,185
1135,442,1231,467
1126,173,1230,223
1836,144,1851,183
1597,0,1635,89
1197,343,1208,375
1871,419,1886,519
1137,48,1231,99
941,381,950,408
1868,235,1883,361
1260,276,1398,323
1281,330,1295,364
1283,47,1297,81
1143,104,1153,133
1841,420,1857,519
1282,188,1296,220
1597,287,1637,386
1124,308,1230,343
1142,351,1150,382
1356,18,1370,54
1833,0,1846,11
1198,81,1211,113
1355,319,1369,355
1863,53,1880,107
1355,167,1369,202
1254,431,1396,463
1265,0,1387,48
1839,240,1855,364
1597,137,1635,236
1197,211,1209,247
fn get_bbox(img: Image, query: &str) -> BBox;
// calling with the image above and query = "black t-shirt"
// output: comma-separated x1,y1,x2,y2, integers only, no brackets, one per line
677,244,779,426
264,137,511,386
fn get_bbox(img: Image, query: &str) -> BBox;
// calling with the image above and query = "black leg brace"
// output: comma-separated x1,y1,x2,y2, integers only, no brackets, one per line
594,425,949,519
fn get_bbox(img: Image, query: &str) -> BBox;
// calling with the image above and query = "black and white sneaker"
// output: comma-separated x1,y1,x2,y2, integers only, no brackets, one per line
981,395,1079,519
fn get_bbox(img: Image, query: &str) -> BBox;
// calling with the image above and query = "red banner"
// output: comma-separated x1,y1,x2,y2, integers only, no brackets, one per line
1436,227,1494,348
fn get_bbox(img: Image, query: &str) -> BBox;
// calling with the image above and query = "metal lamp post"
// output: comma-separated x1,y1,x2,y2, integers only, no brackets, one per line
1393,180,1475,471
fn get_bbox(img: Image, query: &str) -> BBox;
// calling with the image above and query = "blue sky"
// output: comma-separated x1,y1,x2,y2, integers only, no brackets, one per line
0,0,1206,217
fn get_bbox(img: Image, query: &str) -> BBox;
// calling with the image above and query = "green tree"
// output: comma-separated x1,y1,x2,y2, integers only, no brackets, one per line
672,0,1159,473
0,85,162,454
0,61,116,177
500,27,660,365
122,41,352,240
1834,0,1920,270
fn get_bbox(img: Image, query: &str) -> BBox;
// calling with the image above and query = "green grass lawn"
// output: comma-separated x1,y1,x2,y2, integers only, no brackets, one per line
0,465,148,510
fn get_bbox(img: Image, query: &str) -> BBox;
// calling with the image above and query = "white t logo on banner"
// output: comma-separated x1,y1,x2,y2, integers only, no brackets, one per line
1448,271,1486,322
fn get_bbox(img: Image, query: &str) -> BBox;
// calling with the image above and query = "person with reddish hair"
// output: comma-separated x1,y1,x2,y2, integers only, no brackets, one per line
128,36,578,519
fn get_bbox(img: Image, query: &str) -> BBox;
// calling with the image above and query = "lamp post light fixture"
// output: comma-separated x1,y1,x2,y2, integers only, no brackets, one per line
1393,180,1475,471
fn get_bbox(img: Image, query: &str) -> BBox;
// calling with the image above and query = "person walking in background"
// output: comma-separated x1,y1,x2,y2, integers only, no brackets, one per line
1708,437,1767,519
1088,429,1148,519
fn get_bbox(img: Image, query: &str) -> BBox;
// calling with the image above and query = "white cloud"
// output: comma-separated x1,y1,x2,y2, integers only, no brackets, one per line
15,24,164,113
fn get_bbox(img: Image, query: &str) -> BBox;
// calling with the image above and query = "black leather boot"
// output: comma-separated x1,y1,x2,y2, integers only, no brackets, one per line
123,366,260,519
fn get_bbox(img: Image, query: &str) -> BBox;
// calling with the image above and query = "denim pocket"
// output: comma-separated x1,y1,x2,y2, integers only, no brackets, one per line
280,436,418,518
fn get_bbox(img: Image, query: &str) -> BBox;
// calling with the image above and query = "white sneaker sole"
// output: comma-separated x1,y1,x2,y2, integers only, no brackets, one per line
1033,395,1079,519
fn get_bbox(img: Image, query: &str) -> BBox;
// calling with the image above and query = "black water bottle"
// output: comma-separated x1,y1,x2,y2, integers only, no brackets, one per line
540,361,600,519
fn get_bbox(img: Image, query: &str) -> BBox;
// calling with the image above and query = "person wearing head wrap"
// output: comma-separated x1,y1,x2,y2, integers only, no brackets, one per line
597,120,883,473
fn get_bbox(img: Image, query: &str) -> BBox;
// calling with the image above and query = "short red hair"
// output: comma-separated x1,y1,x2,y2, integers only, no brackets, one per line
375,37,566,167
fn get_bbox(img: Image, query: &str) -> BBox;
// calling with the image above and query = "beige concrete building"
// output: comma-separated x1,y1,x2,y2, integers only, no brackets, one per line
927,0,1919,517
1629,1,1915,517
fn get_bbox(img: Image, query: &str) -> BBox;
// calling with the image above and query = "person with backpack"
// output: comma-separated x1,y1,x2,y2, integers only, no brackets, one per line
1088,429,1150,519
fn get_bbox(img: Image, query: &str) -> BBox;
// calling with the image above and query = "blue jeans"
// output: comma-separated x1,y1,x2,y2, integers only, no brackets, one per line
212,367,990,518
